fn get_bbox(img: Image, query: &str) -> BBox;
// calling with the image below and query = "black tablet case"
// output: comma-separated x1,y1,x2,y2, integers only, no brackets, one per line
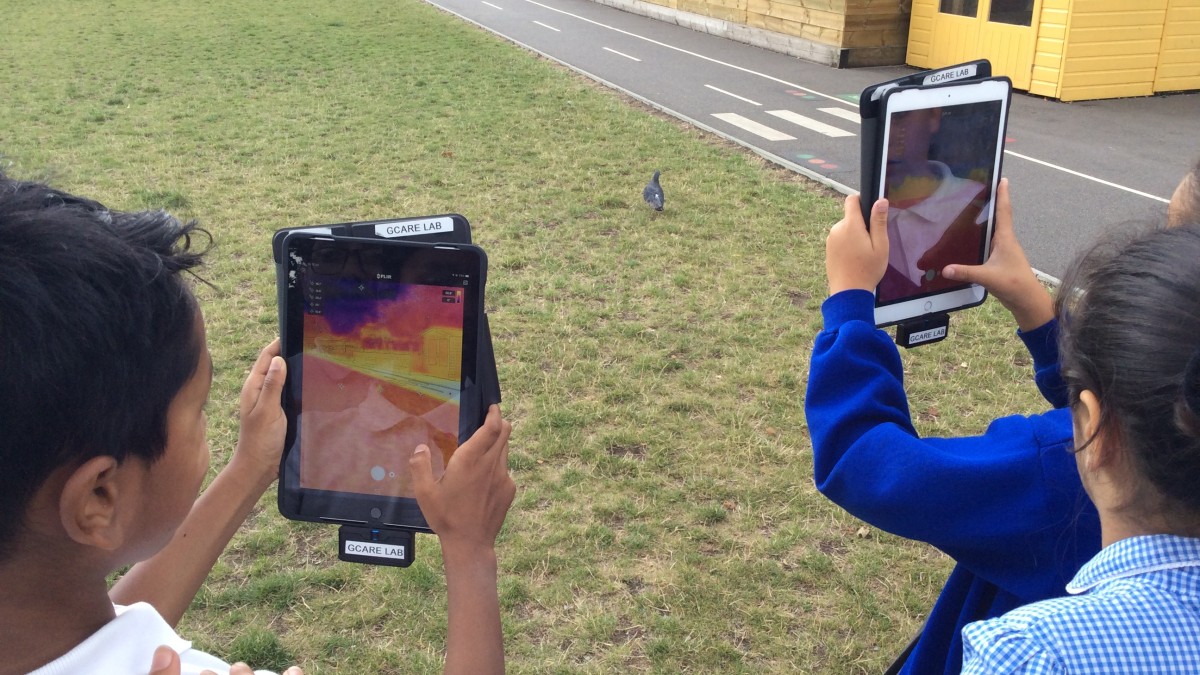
271,214,502,446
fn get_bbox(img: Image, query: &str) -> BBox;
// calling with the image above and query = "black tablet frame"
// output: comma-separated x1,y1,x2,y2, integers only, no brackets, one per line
276,232,487,533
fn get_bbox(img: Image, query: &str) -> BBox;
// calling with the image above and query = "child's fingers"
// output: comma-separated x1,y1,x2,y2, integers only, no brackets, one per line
258,357,286,405
992,178,1014,242
409,444,435,502
149,645,180,675
485,418,512,461
240,339,282,402
842,194,862,222
868,198,889,253
457,405,504,462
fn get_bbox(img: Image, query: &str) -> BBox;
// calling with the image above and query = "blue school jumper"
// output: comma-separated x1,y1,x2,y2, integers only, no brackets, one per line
804,290,1101,674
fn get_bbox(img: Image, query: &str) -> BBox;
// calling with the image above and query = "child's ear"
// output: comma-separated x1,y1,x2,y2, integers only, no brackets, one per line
1074,389,1114,472
58,456,128,551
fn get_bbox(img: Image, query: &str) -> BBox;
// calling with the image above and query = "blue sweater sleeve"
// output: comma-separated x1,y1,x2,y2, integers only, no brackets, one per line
1017,319,1068,409
805,291,1092,601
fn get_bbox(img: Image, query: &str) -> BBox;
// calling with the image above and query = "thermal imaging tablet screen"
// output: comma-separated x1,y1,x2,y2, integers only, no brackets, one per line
278,234,485,531
872,78,1011,327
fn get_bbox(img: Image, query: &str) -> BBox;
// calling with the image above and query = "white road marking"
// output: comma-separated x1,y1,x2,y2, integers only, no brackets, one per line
481,1,502,8
766,110,855,138
819,107,861,124
1005,151,1170,203
603,47,641,62
712,113,794,141
704,84,760,106
533,20,559,30
520,0,853,106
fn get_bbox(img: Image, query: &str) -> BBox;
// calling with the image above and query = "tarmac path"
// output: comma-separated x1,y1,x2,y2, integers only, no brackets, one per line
424,0,1200,278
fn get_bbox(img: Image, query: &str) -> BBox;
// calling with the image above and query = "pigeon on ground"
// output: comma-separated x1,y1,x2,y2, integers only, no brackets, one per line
643,170,664,211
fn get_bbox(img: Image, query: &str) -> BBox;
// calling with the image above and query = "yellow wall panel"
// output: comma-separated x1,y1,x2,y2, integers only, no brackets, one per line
1064,54,1161,71
744,0,843,28
1155,0,1200,91
1072,0,1165,11
1062,67,1158,86
1069,11,1167,29
1069,40,1164,56
1060,81,1154,100
1069,25,1165,42
906,0,936,66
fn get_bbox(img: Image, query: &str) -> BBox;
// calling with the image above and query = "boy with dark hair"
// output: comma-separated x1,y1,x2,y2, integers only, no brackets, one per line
0,173,514,674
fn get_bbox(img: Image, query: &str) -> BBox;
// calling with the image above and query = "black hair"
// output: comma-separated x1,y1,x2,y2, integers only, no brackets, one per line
1057,224,1200,520
0,173,210,559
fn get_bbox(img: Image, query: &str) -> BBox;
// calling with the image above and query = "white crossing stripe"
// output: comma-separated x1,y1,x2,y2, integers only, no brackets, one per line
766,110,855,137
711,113,795,141
481,1,502,8
704,84,760,106
818,107,861,124
533,20,560,31
603,47,641,62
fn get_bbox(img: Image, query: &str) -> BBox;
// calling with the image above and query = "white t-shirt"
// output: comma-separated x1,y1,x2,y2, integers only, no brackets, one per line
28,603,277,675
886,161,987,285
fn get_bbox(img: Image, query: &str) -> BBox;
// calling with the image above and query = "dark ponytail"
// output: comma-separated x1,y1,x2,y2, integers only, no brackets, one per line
1057,225,1200,518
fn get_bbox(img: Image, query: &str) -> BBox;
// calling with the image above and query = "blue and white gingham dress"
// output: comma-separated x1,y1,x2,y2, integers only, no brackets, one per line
961,534,1200,674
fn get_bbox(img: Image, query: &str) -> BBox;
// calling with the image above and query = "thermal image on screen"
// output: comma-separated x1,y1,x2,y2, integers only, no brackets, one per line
877,100,999,304
299,278,465,498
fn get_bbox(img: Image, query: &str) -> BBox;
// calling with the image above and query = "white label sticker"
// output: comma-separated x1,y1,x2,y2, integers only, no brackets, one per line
923,64,978,86
909,326,948,344
343,540,407,560
374,217,455,238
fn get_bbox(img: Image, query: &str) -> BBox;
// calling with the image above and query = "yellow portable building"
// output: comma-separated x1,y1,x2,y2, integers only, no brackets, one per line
907,0,1200,101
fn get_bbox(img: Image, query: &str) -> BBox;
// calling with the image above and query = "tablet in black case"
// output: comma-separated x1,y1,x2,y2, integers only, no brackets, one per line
274,221,496,532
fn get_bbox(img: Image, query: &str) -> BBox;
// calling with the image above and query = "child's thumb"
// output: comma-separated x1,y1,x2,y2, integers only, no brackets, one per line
942,263,988,285
262,356,286,394
409,444,434,498
149,645,180,675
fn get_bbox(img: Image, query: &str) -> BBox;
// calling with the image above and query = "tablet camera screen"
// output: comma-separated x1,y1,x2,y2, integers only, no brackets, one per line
878,98,1002,305
297,248,467,499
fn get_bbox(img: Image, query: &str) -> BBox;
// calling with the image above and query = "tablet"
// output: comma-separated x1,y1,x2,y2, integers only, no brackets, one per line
870,77,1011,327
277,232,487,531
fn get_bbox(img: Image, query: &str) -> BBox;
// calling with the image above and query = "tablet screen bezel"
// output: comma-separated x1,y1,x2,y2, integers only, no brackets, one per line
277,233,485,532
872,78,1011,328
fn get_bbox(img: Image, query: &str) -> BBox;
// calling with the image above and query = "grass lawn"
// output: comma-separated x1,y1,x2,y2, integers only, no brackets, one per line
2,1,1053,672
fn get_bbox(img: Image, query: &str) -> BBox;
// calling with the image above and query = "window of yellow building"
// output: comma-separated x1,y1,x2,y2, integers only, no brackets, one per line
988,0,1033,26
939,0,979,17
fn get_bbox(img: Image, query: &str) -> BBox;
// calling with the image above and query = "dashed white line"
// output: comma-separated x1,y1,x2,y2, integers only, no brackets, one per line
533,20,559,31
603,47,641,62
818,107,861,124
519,0,853,107
704,84,760,106
712,113,795,141
766,110,854,138
481,1,502,8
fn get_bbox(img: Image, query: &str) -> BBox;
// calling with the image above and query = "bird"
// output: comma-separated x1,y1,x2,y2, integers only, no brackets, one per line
643,170,664,211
